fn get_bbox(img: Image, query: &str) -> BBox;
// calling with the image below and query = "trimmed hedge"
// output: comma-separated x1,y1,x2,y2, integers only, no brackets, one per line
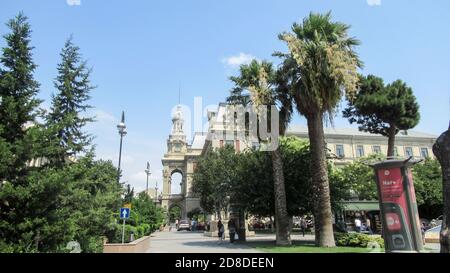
335,232,384,248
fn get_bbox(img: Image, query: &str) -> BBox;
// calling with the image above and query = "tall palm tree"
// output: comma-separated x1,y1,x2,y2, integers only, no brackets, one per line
227,59,294,246
278,12,361,247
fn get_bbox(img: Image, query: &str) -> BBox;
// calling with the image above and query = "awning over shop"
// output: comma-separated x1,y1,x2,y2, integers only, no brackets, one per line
341,201,380,211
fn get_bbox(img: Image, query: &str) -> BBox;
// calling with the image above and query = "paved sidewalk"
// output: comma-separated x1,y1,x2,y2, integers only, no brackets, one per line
147,230,440,253
146,230,263,253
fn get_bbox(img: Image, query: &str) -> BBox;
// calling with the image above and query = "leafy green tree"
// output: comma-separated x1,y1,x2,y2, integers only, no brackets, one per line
413,159,443,219
61,155,123,252
330,155,442,220
193,137,348,231
231,146,274,218
343,75,420,157
130,192,165,231
192,145,238,217
169,206,182,223
123,184,134,204
335,154,383,201
0,153,122,253
278,12,361,247
46,37,95,164
187,208,204,222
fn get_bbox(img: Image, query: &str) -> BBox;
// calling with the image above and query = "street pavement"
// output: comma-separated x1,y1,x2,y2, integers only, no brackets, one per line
146,229,263,253
146,229,441,253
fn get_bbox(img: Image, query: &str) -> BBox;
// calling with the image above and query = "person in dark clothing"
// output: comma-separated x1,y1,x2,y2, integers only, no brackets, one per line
228,219,237,243
217,220,224,244
300,218,307,237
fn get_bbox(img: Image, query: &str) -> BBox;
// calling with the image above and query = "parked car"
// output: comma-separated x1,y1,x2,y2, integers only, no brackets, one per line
196,222,206,231
177,220,191,231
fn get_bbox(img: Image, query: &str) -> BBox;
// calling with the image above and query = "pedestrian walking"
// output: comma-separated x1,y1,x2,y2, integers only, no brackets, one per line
421,222,426,245
217,220,225,244
365,217,373,235
355,218,362,233
300,217,307,237
228,219,237,243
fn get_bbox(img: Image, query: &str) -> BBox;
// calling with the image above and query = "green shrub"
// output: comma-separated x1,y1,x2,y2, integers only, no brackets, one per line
335,232,384,248
140,224,151,235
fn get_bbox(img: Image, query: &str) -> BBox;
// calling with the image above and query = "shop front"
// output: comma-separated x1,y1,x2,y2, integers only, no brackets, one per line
336,201,381,234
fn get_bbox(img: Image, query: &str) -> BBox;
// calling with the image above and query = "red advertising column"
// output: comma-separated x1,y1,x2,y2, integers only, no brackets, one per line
372,159,423,253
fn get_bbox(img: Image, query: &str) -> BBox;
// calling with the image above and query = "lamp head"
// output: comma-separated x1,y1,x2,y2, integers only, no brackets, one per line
117,111,127,135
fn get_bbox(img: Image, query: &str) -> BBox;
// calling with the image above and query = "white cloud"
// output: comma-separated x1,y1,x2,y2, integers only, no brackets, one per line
86,109,166,196
67,0,81,6
221,52,256,68
367,0,381,6
94,110,117,124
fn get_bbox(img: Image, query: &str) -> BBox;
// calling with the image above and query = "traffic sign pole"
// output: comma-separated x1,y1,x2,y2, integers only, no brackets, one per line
119,207,130,244
121,218,126,244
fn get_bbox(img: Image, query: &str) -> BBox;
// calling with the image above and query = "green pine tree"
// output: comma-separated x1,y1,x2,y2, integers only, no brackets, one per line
47,37,95,163
343,74,420,157
0,13,52,252
0,13,41,180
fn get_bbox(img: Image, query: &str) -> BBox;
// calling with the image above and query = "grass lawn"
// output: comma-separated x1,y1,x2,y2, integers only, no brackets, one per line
246,240,378,253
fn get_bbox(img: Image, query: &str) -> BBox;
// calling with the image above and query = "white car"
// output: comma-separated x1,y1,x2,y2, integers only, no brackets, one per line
177,220,191,231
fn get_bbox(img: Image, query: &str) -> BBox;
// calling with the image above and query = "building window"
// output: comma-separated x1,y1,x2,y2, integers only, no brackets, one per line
225,140,234,147
420,148,429,158
405,147,414,157
336,145,345,158
356,145,365,158
252,142,260,150
394,146,399,156
372,146,381,154
174,143,181,152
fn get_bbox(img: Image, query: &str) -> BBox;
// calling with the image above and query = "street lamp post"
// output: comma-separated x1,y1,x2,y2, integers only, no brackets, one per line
145,162,151,194
117,111,127,183
155,181,159,203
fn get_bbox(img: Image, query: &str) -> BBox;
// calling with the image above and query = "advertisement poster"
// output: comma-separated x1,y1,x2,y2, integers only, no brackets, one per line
377,167,414,251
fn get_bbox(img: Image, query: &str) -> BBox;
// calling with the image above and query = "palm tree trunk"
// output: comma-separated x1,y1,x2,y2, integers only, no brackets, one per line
432,126,450,253
307,113,336,247
271,148,291,246
387,125,397,157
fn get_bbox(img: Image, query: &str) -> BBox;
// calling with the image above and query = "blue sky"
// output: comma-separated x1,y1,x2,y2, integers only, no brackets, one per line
1,0,449,193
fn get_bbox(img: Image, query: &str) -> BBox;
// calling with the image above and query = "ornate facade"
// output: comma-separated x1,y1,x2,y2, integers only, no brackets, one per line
160,105,205,218
160,103,437,219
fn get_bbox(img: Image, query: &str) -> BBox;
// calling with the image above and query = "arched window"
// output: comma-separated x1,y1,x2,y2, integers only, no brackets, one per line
171,172,182,194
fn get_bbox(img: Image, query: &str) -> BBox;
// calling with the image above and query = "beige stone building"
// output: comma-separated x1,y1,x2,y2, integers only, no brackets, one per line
159,103,437,219
160,105,206,218
286,125,437,166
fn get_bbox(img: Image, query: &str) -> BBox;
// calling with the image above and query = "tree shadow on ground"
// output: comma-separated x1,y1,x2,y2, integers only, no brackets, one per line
182,240,260,250
182,238,316,250
244,239,316,249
